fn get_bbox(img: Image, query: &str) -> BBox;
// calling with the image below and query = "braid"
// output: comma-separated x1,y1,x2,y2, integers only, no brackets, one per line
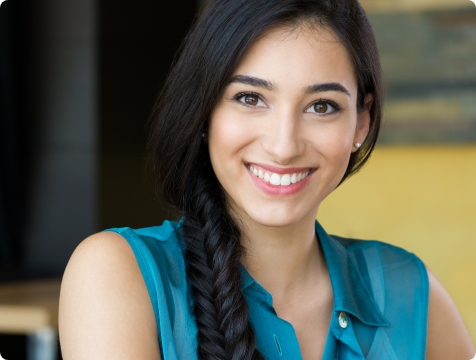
182,160,263,360
149,1,382,358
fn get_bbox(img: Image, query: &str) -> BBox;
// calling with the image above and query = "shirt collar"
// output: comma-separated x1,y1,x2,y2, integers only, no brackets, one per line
315,220,389,327
239,220,388,328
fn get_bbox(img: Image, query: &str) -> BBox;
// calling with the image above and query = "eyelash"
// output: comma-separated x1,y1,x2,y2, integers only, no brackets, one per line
233,92,263,107
233,92,341,115
307,99,341,115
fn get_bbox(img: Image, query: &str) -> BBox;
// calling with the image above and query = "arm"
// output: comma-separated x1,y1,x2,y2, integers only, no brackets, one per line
426,267,475,359
59,232,162,359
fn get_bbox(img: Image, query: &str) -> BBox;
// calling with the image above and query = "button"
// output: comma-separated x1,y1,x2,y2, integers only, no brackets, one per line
338,312,348,329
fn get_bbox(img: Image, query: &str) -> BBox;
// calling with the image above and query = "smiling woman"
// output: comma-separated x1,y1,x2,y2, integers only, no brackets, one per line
208,26,369,227
58,0,475,359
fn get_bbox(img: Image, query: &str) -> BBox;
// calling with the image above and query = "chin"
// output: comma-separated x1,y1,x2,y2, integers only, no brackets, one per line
242,206,315,229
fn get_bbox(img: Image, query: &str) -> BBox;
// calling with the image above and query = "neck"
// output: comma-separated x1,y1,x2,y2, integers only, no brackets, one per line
240,212,327,304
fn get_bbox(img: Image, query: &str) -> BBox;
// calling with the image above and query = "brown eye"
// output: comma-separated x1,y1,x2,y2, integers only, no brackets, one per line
245,95,259,106
314,101,328,113
306,100,339,115
235,93,265,107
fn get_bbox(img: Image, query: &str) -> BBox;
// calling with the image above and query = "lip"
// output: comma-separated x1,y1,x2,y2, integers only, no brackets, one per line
245,163,314,196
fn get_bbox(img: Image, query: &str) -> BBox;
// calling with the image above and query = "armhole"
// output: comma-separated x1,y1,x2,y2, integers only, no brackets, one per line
414,253,430,357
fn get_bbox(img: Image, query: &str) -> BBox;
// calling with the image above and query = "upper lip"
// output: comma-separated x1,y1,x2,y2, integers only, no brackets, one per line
246,162,314,174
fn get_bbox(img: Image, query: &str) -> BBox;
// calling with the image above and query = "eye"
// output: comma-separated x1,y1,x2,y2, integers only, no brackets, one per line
305,100,340,115
235,92,266,107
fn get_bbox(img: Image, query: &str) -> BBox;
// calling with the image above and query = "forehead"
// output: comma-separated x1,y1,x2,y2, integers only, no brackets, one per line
232,24,357,91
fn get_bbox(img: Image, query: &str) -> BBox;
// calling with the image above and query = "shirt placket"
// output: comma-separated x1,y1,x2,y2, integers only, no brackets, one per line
324,311,365,360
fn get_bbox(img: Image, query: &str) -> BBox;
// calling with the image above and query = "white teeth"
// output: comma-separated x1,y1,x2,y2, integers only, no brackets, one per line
270,173,281,185
280,174,291,186
247,165,311,186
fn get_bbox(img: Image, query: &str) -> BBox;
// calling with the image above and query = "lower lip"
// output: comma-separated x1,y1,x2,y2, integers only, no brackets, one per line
246,166,312,196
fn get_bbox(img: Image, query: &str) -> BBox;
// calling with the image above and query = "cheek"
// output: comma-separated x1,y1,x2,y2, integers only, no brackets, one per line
311,121,355,157
208,109,255,161
309,122,355,186
208,110,249,181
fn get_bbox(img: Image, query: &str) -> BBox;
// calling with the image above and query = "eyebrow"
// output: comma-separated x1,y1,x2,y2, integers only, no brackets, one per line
304,82,351,97
228,75,351,97
228,75,275,90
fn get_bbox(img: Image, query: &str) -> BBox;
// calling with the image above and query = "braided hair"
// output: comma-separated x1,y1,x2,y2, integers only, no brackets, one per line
148,0,382,358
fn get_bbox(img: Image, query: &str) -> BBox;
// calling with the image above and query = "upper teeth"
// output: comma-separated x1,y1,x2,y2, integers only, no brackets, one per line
247,165,311,186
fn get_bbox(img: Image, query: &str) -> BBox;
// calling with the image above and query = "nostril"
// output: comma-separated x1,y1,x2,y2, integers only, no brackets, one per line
274,334,282,356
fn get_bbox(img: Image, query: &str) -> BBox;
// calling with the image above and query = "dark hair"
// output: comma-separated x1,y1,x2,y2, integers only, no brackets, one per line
148,0,382,359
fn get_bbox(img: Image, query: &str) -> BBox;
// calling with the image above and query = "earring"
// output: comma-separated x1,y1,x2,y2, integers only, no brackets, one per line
354,142,362,148
201,132,206,138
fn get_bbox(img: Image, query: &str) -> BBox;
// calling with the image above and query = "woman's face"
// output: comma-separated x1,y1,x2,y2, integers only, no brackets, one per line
208,24,371,228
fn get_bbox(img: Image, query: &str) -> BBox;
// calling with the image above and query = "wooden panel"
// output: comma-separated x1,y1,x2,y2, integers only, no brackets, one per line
0,306,50,334
0,280,60,334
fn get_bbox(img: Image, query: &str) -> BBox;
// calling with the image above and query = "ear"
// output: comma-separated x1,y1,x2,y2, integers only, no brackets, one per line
353,93,373,152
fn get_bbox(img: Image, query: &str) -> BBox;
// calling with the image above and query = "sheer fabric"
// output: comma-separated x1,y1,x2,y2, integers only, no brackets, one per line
106,219,428,359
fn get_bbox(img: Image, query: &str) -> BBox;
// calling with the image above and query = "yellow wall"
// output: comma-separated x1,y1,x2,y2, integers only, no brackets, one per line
318,145,476,342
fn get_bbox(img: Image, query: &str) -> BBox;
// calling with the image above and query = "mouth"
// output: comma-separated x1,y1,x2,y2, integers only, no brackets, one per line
245,163,314,186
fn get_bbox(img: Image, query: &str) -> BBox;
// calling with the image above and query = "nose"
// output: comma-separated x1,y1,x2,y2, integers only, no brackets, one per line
261,109,305,165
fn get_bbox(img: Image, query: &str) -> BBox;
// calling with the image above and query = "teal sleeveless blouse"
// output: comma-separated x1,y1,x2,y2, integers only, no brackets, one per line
106,219,429,359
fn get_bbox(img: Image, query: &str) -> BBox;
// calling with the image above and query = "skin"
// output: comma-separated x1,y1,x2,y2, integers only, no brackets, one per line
59,232,161,359
208,25,368,359
59,24,475,359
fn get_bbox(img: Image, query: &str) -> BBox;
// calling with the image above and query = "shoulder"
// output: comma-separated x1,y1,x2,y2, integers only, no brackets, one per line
332,234,412,255
106,221,187,291
327,234,430,312
331,234,429,303
331,235,475,357
59,230,163,359
333,236,429,319
426,267,475,359
331,235,426,275
106,220,184,255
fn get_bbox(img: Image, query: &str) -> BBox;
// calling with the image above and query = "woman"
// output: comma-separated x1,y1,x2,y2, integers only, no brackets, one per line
59,0,475,359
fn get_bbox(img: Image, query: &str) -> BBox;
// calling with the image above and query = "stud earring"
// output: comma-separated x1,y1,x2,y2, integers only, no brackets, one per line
201,132,206,138
354,142,362,148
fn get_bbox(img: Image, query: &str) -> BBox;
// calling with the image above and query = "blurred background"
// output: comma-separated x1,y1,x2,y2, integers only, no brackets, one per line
0,0,474,358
